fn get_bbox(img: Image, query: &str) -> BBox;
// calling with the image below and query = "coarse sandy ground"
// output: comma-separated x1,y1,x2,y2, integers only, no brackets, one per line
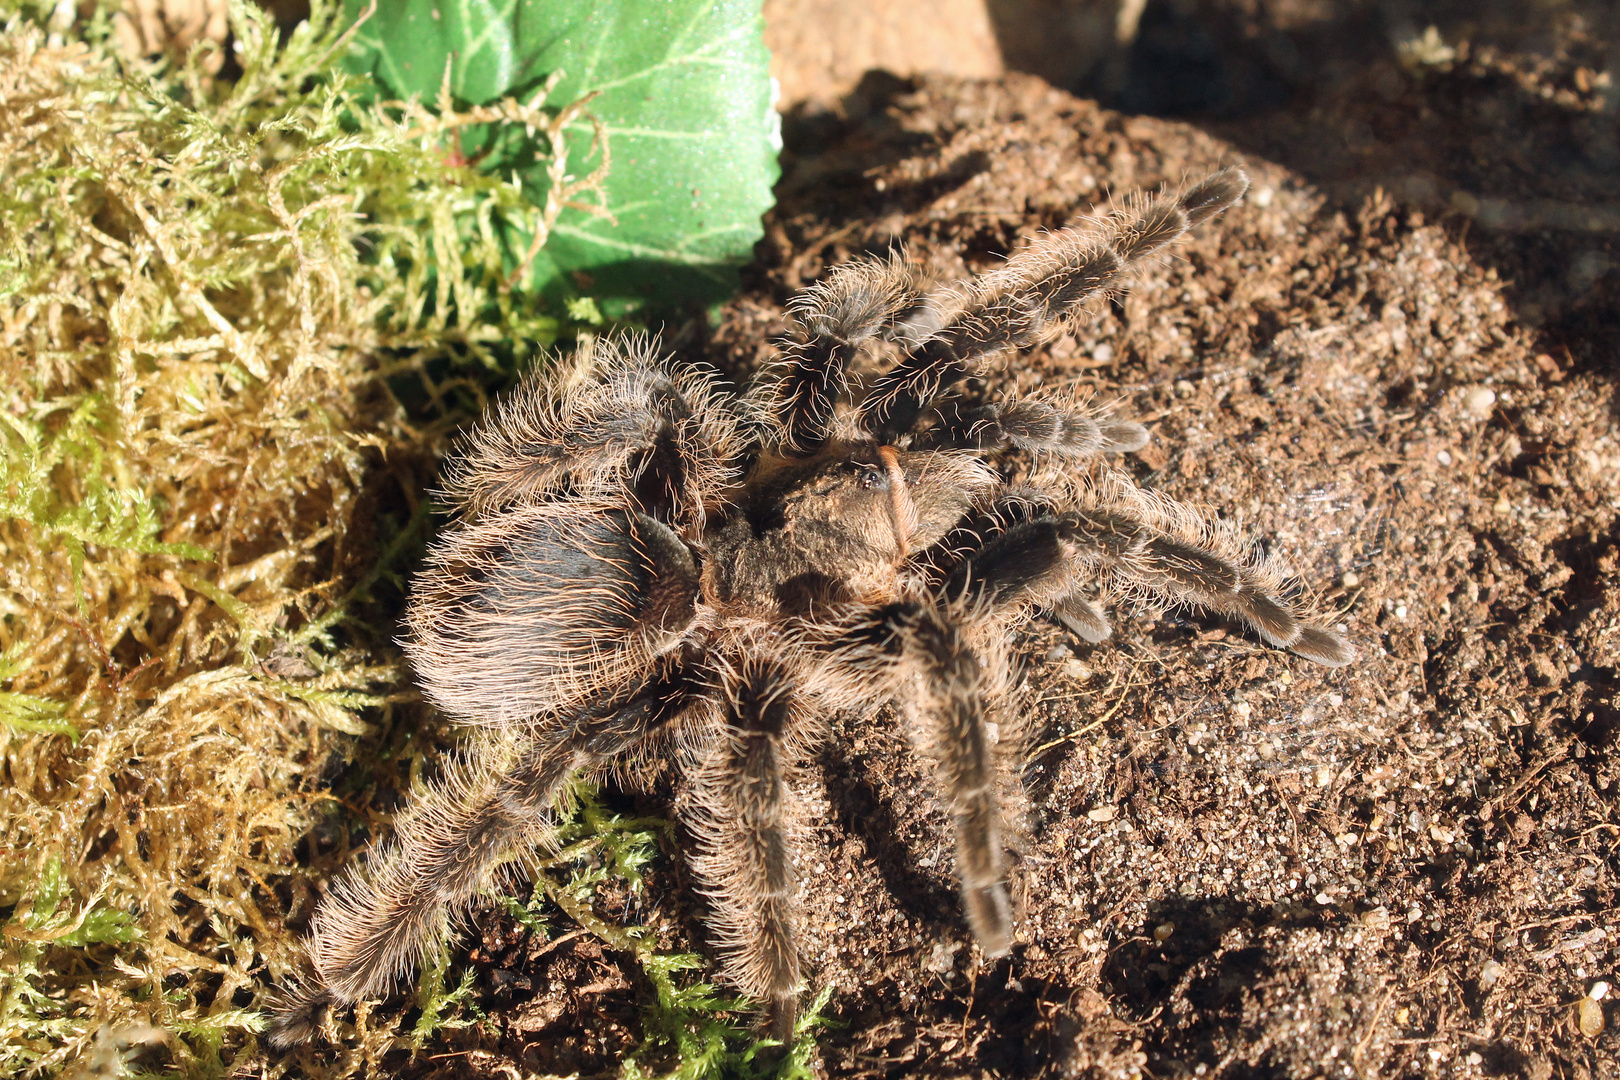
325,13,1620,1080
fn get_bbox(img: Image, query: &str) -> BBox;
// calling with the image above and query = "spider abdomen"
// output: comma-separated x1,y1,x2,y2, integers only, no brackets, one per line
405,506,698,727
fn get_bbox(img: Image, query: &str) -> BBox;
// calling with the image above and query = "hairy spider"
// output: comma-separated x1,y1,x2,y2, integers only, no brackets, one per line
270,168,1351,1047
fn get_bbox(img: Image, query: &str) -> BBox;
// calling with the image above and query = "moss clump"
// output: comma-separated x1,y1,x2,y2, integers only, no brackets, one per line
0,2,599,1074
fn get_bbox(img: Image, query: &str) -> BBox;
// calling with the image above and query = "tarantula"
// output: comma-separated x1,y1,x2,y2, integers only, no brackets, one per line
270,167,1351,1047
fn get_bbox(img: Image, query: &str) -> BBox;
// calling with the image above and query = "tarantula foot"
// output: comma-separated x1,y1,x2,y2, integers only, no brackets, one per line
765,993,798,1045
265,983,335,1050
1234,587,1353,668
1290,625,1355,668
1181,167,1251,227
1097,420,1150,454
963,881,1013,958
1055,594,1112,643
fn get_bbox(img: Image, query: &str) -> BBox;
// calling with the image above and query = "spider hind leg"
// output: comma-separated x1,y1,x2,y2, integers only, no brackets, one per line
439,337,741,526
823,601,1015,956
901,605,1013,955
269,670,702,1046
690,654,818,1041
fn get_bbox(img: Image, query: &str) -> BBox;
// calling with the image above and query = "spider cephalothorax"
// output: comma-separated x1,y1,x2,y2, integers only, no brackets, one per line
272,168,1351,1046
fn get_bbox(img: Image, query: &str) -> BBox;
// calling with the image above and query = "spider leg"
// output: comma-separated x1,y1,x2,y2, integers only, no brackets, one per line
768,252,919,456
821,601,1013,956
858,169,1249,443
689,654,818,1042
944,508,1353,666
925,398,1148,456
439,336,743,527
1053,593,1113,643
268,666,703,1048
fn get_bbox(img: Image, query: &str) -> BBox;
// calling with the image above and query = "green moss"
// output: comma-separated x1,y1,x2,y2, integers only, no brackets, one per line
0,0,612,1073
1,857,144,1075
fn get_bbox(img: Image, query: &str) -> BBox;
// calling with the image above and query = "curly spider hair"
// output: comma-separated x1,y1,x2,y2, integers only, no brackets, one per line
269,167,1352,1047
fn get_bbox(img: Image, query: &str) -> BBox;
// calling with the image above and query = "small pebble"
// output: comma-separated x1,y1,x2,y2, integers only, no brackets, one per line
1577,996,1604,1037
1479,959,1504,988
1436,449,1453,466
1463,385,1497,418
925,941,962,974
1340,571,1360,588
1092,343,1114,364
1592,981,1611,1001
1315,892,1333,906
1087,806,1117,823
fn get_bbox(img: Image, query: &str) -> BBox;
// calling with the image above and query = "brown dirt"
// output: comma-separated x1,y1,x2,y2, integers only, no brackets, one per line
705,71,1618,1080
284,16,1618,1079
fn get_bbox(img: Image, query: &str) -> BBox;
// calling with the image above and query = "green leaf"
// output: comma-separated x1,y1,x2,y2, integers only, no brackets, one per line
343,0,780,308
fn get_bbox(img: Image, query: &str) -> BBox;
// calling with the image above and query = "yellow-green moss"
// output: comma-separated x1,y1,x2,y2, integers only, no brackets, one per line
0,2,596,1074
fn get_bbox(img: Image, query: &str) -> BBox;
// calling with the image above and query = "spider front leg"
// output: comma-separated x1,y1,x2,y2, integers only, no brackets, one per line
820,601,1014,956
689,654,819,1042
439,337,742,526
268,669,702,1048
767,252,920,456
946,505,1352,666
925,397,1149,457
858,168,1250,443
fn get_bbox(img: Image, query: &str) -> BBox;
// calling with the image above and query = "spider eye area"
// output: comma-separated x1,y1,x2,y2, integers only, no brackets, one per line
829,454,888,489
